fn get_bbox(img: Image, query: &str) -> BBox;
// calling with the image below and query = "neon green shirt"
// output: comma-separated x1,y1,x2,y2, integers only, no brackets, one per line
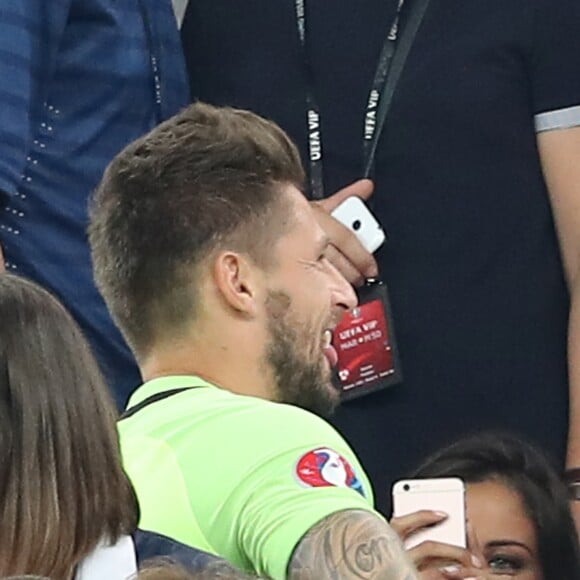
119,376,378,579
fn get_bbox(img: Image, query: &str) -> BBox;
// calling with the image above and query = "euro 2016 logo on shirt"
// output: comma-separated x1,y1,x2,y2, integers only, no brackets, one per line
295,447,365,497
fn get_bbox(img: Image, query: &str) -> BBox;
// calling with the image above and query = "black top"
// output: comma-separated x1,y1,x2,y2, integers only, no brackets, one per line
182,0,580,513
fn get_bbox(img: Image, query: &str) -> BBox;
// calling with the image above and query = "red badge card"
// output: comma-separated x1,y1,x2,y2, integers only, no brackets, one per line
332,280,402,400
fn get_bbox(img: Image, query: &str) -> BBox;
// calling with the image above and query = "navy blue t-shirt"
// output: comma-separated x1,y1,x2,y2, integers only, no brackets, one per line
181,0,580,513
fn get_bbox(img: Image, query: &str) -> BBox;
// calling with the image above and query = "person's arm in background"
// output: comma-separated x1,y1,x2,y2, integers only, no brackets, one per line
538,125,580,531
531,0,580,533
0,1,71,266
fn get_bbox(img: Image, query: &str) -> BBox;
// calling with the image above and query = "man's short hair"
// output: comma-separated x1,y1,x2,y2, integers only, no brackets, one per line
89,102,305,357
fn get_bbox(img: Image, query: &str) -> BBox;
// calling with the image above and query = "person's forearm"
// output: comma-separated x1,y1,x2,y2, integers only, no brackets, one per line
566,280,580,470
536,127,580,488
288,510,419,580
565,280,580,532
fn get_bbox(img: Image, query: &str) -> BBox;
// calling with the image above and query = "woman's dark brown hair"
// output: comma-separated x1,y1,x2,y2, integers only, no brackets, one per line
411,432,580,580
0,273,139,578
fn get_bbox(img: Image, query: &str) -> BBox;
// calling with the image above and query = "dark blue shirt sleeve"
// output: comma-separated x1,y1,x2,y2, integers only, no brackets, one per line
531,0,580,117
0,0,71,195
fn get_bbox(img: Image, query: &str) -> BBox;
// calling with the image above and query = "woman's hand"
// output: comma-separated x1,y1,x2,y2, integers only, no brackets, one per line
390,510,487,579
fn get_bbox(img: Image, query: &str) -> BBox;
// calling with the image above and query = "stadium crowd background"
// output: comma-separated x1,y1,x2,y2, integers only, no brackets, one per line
1,0,580,577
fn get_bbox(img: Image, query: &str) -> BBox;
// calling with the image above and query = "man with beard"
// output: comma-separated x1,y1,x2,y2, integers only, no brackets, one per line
88,103,429,579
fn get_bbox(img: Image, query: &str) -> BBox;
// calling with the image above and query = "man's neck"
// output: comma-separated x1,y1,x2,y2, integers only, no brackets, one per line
140,340,273,402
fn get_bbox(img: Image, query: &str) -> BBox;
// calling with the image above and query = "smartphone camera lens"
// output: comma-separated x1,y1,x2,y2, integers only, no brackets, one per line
403,484,410,492
352,219,362,231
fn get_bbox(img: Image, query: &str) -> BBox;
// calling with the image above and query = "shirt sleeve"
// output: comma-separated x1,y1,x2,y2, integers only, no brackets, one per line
0,0,71,195
531,0,580,132
212,404,379,580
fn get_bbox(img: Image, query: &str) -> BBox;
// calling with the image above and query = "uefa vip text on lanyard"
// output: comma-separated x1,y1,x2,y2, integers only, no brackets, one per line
293,0,430,201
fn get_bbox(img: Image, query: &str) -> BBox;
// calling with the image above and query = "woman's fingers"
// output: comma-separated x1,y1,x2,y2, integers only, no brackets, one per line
418,566,491,580
390,509,448,539
409,540,480,570
466,521,485,567
439,565,492,579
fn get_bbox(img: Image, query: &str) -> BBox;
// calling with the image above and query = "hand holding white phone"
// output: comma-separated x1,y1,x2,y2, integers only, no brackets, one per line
331,196,385,254
392,477,467,549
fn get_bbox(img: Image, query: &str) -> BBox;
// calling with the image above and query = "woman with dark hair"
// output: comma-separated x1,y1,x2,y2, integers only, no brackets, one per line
0,274,224,578
391,433,580,579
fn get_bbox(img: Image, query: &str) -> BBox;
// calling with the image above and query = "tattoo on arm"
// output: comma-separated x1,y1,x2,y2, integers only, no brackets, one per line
288,509,419,580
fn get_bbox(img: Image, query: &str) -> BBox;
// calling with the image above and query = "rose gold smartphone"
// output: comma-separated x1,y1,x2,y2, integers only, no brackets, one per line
392,477,466,549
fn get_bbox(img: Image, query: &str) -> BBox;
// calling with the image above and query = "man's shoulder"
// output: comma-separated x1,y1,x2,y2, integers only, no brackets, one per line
122,378,353,464
257,399,338,430
212,391,344,440
123,377,338,434
204,390,347,449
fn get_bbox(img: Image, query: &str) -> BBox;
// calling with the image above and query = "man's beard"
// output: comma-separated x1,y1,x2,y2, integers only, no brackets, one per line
265,290,339,417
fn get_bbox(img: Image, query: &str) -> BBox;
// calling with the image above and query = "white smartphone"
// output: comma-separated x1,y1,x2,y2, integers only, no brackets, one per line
392,477,466,549
331,196,386,253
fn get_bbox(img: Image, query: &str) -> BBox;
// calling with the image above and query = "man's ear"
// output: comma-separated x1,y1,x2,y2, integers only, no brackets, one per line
212,251,262,317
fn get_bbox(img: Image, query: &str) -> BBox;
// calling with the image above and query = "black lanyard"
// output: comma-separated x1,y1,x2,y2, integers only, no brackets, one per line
294,0,430,200
120,387,195,420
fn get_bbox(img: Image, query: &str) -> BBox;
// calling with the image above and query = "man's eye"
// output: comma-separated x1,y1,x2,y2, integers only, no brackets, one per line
488,554,524,573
